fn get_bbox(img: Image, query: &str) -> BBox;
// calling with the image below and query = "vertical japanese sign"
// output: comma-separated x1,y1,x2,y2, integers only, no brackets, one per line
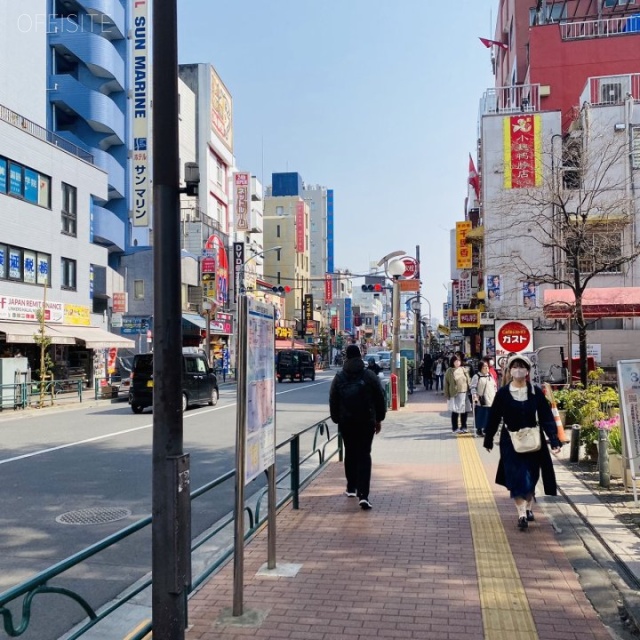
244,298,275,483
201,256,216,303
344,298,352,333
324,274,333,303
233,241,244,301
233,171,250,231
456,221,472,269
210,67,233,151
302,293,313,334
503,114,542,189
131,0,150,227
295,200,305,253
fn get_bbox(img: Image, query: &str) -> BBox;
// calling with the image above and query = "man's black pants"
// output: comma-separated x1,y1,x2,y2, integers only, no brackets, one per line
340,426,375,500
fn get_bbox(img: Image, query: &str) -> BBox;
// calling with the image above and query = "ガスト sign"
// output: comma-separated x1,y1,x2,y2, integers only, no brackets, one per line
495,320,533,356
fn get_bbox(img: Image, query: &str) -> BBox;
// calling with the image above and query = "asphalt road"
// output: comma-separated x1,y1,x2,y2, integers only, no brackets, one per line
0,371,335,640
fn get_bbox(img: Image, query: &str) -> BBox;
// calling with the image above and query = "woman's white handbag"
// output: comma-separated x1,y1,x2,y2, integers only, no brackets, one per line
509,426,541,453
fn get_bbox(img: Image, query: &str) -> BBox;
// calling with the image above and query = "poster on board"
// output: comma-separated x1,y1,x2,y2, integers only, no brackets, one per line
244,297,276,484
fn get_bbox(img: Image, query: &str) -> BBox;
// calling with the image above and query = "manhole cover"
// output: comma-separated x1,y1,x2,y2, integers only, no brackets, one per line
56,507,132,525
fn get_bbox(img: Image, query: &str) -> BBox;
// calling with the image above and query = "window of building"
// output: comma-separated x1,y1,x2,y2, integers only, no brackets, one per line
568,228,623,274
134,279,145,300
562,141,582,190
61,257,76,290
276,206,284,216
0,244,50,285
591,317,623,330
277,271,281,284
9,162,23,197
276,249,281,261
0,156,51,208
604,0,635,6
277,224,281,238
61,183,77,236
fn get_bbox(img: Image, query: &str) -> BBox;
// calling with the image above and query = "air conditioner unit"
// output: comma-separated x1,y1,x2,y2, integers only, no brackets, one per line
480,312,495,325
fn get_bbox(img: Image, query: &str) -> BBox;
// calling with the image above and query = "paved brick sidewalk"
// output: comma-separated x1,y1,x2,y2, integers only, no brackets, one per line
186,387,611,639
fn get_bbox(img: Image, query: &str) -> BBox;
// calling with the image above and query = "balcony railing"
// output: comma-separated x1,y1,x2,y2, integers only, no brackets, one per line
480,84,541,116
579,74,640,106
560,15,640,41
0,103,94,164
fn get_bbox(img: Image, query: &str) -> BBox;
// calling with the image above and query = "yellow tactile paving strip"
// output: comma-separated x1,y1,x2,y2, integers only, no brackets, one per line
458,437,539,640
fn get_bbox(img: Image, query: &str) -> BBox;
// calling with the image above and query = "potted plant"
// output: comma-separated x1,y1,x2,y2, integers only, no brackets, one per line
601,416,623,477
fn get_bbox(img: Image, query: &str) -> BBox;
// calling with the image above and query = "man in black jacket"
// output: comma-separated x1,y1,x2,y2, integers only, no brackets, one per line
329,344,386,510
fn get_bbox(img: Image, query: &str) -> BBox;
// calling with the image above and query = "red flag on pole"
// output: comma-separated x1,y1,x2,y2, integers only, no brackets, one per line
479,37,509,51
468,154,480,200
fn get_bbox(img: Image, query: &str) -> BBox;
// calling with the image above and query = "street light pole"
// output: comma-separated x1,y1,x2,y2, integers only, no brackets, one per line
387,259,406,382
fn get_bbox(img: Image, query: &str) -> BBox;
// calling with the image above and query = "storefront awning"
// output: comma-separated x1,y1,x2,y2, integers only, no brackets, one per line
63,326,135,349
182,313,206,331
543,287,640,319
275,339,309,350
0,322,76,345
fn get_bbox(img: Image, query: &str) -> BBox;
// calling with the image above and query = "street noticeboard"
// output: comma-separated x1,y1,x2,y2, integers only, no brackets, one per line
616,359,640,504
495,319,533,357
244,297,276,484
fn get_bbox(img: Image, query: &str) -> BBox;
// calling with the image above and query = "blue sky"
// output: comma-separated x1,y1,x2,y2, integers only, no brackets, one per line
177,1,497,319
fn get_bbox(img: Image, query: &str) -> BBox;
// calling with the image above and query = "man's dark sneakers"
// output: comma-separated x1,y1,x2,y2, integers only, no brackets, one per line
344,490,357,498
359,498,372,510
526,510,535,522
518,516,528,530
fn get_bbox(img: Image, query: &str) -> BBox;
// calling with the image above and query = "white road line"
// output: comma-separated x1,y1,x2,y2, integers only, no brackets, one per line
0,380,330,465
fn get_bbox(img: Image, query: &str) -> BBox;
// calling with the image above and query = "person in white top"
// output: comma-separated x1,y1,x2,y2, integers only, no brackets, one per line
470,361,497,436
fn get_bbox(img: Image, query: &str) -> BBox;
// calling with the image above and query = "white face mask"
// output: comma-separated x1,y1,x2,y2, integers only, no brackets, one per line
489,360,494,366
511,368,527,380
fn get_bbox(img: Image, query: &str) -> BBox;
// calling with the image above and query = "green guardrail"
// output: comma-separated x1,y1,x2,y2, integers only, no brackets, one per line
0,417,340,639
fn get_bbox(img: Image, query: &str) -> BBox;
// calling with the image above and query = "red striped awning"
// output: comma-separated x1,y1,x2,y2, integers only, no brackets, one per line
543,287,640,318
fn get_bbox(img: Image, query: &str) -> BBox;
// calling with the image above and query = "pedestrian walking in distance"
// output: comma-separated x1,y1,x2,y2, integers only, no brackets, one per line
470,360,497,436
330,344,386,510
444,354,471,433
483,354,562,531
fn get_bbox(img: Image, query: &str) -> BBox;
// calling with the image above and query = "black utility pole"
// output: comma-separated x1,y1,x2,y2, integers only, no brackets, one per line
152,0,191,638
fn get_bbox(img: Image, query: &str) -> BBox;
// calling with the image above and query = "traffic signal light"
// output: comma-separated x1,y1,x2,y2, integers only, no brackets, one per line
272,285,292,294
361,284,382,293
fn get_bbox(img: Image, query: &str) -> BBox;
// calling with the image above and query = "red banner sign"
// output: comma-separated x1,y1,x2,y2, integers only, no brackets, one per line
325,274,332,303
295,200,305,254
504,115,542,189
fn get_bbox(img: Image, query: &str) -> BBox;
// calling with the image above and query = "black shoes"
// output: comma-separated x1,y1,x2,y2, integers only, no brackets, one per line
344,490,357,498
359,498,372,510
518,516,528,530
526,510,535,522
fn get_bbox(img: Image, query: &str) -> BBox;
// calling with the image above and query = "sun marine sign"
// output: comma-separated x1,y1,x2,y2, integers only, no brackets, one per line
131,0,150,227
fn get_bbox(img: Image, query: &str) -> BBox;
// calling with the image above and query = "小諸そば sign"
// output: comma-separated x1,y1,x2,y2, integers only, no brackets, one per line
495,320,533,356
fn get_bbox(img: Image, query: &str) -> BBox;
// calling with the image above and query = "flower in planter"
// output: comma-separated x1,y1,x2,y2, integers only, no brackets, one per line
594,414,620,431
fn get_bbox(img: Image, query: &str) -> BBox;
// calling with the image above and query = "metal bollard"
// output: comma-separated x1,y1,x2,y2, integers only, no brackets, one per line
569,425,581,463
599,428,610,488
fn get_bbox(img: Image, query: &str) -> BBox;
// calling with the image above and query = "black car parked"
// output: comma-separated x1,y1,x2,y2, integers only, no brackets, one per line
276,349,315,383
129,351,219,413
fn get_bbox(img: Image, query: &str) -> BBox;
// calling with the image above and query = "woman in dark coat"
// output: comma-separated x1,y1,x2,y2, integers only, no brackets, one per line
483,353,562,530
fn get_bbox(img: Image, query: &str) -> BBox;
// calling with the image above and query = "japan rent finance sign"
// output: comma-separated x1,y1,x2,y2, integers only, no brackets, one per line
495,320,533,357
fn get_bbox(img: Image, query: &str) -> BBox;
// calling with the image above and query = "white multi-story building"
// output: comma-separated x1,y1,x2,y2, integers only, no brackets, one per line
479,75,640,367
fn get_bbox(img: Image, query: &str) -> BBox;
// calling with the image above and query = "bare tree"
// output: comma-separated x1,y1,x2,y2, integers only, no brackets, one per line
485,112,639,385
